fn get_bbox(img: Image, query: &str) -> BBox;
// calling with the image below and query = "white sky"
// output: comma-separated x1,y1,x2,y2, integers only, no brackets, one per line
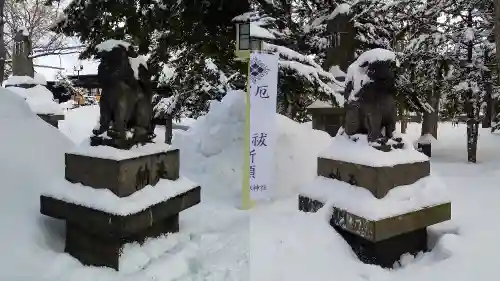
32,35,99,81
34,52,99,81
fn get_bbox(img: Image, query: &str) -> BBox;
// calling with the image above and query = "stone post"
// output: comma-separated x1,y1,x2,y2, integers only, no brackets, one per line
165,114,173,144
11,29,34,78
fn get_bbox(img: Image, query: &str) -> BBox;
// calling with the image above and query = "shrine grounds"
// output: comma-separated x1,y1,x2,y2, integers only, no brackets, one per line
0,90,497,281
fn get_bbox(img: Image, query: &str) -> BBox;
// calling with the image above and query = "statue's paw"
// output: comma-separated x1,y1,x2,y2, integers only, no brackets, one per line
392,137,403,143
107,129,120,139
392,142,404,149
92,128,105,136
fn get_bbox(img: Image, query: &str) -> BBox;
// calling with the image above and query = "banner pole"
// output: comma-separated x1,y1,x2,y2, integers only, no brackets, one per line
241,55,254,210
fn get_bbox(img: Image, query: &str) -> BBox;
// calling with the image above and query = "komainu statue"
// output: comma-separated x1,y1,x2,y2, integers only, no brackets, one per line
342,48,402,151
91,40,155,149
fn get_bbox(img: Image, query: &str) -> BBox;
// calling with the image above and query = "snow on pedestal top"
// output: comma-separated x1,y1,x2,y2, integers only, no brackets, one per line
6,85,63,115
319,134,428,167
301,175,450,221
42,177,199,216
69,140,173,161
96,39,131,52
4,75,46,86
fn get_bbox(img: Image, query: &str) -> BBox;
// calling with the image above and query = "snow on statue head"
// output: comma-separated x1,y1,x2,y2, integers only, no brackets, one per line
91,39,155,150
341,48,401,151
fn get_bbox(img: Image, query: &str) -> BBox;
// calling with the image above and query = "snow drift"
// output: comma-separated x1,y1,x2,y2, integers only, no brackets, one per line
7,85,63,115
0,88,73,279
173,90,332,203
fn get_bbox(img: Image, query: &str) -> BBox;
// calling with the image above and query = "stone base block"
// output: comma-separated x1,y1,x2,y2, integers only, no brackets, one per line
65,215,179,270
317,157,430,199
299,194,450,242
418,143,432,157
37,114,64,128
65,149,180,197
41,186,200,270
40,186,200,238
299,194,450,267
333,225,427,268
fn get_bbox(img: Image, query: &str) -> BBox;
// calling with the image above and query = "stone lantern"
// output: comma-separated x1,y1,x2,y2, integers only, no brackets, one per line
234,21,275,61
322,12,356,74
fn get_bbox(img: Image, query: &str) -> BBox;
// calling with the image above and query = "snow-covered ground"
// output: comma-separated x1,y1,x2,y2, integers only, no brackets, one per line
0,90,499,280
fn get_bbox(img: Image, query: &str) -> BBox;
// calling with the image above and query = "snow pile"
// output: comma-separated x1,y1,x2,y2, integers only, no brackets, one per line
58,105,100,144
34,73,48,85
320,133,428,166
302,176,450,220
7,85,63,115
0,88,73,279
174,90,332,201
60,99,78,110
43,177,198,215
345,48,397,101
0,92,248,280
4,74,47,86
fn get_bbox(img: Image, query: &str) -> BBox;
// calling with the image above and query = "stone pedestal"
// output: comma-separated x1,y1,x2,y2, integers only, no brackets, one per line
417,143,432,157
65,149,180,197
317,158,430,199
40,146,201,271
307,106,345,137
37,114,65,128
299,144,451,268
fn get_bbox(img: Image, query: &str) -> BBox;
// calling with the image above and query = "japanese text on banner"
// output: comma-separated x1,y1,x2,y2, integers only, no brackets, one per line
248,52,279,201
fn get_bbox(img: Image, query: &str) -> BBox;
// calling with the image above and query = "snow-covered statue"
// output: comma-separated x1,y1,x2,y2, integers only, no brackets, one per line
342,48,401,151
91,40,155,149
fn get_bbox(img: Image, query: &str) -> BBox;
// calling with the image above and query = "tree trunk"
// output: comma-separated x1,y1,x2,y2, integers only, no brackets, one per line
421,89,437,137
493,0,500,132
483,70,493,128
466,10,479,163
0,0,6,84
483,49,493,128
429,89,439,139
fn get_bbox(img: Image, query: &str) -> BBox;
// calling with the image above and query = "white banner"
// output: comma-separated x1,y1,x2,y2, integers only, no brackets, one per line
249,51,279,201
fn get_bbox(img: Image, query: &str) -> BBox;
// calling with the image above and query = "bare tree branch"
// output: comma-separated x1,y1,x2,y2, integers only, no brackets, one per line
3,0,66,78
